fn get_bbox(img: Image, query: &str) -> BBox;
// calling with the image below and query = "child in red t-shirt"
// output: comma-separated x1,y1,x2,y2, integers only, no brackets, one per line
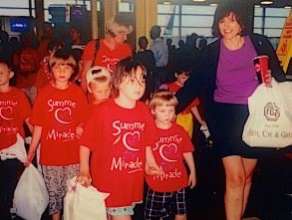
14,47,40,103
86,66,112,106
78,57,161,220
26,49,88,220
167,68,207,138
35,39,65,93
145,90,196,220
0,59,32,219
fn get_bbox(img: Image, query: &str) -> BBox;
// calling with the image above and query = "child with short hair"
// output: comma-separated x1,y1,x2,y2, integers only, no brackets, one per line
0,58,32,220
26,49,88,220
35,39,65,92
167,67,207,138
86,66,112,105
78,57,161,220
145,90,196,220
80,15,133,91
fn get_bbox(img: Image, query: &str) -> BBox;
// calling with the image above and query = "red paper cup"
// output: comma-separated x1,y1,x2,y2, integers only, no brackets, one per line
253,55,271,85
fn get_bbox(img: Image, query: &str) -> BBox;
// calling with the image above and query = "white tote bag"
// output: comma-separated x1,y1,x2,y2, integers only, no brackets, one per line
242,79,292,148
64,177,109,220
13,164,49,220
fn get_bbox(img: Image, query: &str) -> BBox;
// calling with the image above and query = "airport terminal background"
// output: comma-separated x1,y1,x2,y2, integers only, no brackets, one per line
0,1,292,46
0,0,291,219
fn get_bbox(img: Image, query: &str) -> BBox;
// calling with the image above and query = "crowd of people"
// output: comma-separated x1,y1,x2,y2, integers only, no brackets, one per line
0,2,289,220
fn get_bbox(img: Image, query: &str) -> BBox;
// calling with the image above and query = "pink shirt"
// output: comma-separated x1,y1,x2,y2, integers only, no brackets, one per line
214,36,259,104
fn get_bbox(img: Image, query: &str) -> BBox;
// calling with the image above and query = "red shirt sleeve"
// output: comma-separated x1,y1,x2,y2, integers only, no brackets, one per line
139,103,157,148
75,88,89,123
18,90,31,121
81,40,96,62
179,126,194,153
192,98,200,106
30,91,45,126
79,107,101,151
123,44,133,57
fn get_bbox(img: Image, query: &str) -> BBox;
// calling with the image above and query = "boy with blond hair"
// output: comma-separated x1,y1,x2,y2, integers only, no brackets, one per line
167,67,207,138
145,90,196,220
86,66,112,105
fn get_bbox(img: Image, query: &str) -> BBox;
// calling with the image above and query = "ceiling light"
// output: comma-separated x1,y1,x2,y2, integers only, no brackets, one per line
210,3,218,6
163,1,171,5
254,5,261,8
260,1,273,5
193,0,206,2
284,6,291,9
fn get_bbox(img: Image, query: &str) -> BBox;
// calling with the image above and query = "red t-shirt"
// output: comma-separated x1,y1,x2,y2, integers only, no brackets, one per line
80,99,156,207
167,82,200,113
146,123,193,192
30,83,88,165
0,88,31,150
35,56,52,91
82,39,132,72
15,72,38,90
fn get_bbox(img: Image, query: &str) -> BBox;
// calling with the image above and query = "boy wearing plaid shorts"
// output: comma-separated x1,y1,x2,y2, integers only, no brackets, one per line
145,91,197,220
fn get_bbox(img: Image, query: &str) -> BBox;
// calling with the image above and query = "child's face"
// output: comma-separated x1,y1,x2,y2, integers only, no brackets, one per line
0,63,12,86
52,60,74,83
153,104,176,125
90,81,111,102
176,72,190,86
119,66,146,101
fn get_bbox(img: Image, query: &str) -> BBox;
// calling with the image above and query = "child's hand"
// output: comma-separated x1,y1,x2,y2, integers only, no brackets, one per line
76,172,92,187
24,151,35,167
200,120,207,127
23,160,31,167
75,126,84,139
188,172,197,189
145,163,164,176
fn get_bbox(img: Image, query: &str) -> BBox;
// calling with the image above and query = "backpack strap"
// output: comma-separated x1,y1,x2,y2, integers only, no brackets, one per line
91,38,100,67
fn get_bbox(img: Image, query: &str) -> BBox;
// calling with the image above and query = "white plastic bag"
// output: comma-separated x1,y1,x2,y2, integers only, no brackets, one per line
13,164,49,220
0,133,27,162
242,79,292,148
64,177,109,220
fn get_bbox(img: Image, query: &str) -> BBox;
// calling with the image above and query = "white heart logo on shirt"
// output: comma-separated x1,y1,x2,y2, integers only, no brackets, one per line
0,106,13,120
54,107,72,124
159,143,178,163
122,131,140,152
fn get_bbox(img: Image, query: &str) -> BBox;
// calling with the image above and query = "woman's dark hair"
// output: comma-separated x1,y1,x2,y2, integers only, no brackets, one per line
212,2,246,37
